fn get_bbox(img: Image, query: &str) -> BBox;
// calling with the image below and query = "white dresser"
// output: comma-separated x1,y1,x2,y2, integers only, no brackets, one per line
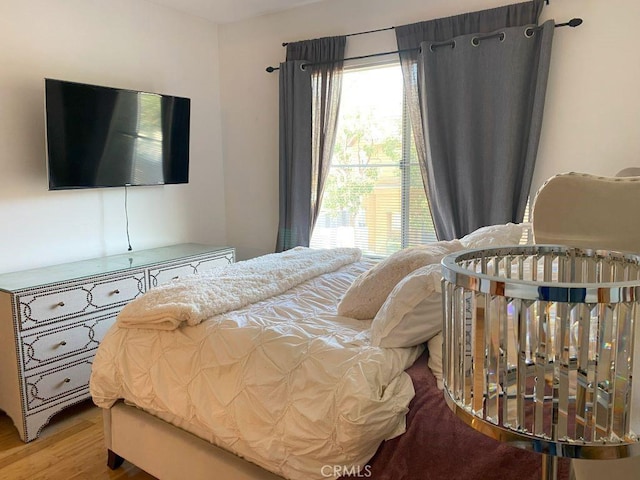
0,243,235,442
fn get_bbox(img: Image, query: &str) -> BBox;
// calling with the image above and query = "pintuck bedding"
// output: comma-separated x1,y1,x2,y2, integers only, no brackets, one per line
90,247,424,480
91,224,538,480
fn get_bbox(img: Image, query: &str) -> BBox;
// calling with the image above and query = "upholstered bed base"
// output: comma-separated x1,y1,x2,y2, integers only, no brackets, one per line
103,401,283,480
102,365,640,480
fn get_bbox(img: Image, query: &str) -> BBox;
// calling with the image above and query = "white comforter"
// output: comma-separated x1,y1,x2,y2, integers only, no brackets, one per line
90,251,423,480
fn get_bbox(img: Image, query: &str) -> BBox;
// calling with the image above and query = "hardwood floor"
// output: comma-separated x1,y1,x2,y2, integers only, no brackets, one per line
0,400,156,480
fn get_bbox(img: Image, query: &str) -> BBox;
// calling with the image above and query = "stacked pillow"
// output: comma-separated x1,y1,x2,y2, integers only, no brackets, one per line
337,222,527,388
458,222,529,250
337,239,462,321
370,262,445,348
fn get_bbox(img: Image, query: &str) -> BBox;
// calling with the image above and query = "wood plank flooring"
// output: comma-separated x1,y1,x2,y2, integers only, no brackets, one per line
0,400,156,480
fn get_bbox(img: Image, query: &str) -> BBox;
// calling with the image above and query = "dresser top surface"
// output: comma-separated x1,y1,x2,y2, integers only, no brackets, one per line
0,244,233,292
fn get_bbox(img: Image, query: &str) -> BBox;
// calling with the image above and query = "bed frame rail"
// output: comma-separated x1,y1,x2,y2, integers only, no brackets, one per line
103,402,284,480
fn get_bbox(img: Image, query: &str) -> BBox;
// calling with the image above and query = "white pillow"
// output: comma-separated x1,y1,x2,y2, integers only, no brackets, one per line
371,263,443,348
427,332,444,390
338,240,462,320
460,222,529,249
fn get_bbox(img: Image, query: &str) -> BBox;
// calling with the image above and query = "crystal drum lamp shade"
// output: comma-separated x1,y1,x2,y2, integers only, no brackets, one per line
441,245,640,467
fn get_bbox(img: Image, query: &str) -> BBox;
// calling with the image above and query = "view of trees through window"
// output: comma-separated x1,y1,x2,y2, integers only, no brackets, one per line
310,63,437,256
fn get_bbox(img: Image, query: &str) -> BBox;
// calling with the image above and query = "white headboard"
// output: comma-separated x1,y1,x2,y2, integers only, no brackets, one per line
532,171,640,255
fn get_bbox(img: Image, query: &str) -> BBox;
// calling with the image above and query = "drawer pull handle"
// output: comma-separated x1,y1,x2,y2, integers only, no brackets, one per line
59,340,67,347
172,276,180,281
112,289,120,295
56,301,65,307
63,378,71,383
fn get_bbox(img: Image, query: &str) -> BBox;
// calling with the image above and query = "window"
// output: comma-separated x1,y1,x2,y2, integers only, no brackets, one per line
310,62,436,256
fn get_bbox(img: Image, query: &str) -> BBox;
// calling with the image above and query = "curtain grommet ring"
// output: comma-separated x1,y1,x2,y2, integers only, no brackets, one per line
429,40,456,52
524,27,535,38
472,32,505,47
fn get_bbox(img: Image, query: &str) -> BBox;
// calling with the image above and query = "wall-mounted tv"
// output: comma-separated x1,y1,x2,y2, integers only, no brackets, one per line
45,79,190,190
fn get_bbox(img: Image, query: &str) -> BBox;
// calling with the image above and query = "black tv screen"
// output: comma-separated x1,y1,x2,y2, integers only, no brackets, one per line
45,79,190,190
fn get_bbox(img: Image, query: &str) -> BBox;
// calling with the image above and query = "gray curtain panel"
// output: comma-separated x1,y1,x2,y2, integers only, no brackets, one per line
275,36,346,252
395,0,544,239
276,60,312,252
420,21,553,240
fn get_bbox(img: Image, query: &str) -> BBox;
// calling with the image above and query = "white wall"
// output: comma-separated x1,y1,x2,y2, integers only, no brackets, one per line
3,0,638,270
219,0,640,260
0,0,227,273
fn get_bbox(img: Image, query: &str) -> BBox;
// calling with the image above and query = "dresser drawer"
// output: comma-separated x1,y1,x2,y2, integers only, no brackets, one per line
17,287,91,329
21,313,115,371
194,254,234,274
16,271,145,330
90,275,144,308
148,252,234,287
24,358,92,411
148,263,196,287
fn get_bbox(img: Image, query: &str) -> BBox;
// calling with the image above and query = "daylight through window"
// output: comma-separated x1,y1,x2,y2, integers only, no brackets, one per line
310,63,436,256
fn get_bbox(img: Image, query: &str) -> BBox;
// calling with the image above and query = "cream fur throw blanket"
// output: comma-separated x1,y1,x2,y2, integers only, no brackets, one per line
117,247,362,330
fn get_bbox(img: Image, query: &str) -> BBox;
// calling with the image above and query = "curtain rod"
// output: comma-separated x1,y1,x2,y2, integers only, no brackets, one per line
281,1,554,47
281,26,395,47
266,18,582,73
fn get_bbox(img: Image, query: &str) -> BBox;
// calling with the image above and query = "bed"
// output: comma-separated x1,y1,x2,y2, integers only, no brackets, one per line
90,221,574,480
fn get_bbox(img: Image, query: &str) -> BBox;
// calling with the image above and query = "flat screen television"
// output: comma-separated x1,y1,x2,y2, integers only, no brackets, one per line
45,79,190,190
